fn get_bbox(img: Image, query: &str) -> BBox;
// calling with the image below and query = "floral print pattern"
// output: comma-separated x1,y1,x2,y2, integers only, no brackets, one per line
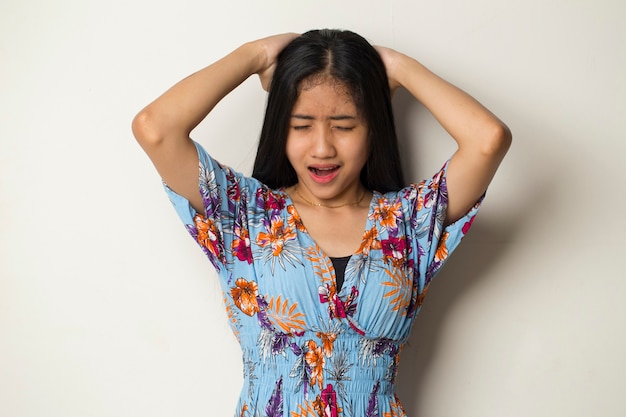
164,141,481,417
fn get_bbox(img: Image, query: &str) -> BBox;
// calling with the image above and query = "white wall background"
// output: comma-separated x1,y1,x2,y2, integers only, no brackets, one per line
1,0,624,416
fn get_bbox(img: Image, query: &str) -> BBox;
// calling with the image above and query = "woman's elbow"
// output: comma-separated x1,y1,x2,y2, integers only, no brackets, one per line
132,109,164,148
481,121,512,158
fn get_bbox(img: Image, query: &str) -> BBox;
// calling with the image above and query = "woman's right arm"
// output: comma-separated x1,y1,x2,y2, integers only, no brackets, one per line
132,34,298,212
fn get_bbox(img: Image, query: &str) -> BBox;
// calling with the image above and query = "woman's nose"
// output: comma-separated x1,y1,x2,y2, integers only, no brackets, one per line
310,127,336,158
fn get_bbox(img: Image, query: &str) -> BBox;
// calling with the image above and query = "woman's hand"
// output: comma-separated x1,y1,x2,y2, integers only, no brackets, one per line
374,45,403,95
253,32,300,91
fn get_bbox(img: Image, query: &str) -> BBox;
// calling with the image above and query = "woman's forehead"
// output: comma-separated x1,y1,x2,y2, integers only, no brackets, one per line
298,73,349,95
295,76,362,117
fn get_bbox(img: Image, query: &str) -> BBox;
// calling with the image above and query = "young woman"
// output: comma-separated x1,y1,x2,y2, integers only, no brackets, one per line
133,29,510,417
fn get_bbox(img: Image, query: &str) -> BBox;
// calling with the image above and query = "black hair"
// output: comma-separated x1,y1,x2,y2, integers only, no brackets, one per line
252,29,405,193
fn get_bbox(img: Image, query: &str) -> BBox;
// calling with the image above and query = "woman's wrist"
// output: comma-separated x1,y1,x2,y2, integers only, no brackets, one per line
376,46,409,92
228,41,264,79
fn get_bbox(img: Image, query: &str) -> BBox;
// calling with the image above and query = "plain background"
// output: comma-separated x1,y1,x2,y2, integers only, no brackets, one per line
1,0,625,416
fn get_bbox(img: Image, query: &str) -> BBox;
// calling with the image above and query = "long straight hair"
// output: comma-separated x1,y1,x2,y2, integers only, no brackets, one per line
252,29,405,193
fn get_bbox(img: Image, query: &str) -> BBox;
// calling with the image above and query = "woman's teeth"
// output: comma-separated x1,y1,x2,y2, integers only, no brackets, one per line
311,167,337,176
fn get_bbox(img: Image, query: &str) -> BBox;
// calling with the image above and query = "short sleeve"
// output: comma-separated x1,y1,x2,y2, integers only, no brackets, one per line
163,141,261,272
404,160,483,289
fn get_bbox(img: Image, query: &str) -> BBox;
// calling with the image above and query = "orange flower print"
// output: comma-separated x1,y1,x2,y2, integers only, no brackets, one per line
194,214,222,259
231,278,260,316
256,217,297,256
305,340,325,389
372,198,402,231
434,231,449,263
414,181,425,211
312,396,325,417
382,266,412,314
287,205,307,232
290,401,317,417
257,216,302,273
382,395,406,417
357,227,381,255
415,285,429,310
316,331,338,358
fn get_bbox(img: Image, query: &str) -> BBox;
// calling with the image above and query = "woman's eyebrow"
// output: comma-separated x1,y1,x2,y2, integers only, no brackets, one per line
329,115,357,121
290,114,357,120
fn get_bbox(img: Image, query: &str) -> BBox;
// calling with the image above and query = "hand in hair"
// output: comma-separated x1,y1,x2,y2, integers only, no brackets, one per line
253,32,300,91
374,45,402,95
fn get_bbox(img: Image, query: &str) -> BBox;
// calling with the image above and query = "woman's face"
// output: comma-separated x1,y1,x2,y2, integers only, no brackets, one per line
286,78,369,205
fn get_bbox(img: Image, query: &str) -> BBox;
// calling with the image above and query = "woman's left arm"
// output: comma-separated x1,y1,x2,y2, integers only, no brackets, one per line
377,47,512,225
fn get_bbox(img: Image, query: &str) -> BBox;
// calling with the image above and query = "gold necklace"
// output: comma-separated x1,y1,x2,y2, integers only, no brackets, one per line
294,185,366,208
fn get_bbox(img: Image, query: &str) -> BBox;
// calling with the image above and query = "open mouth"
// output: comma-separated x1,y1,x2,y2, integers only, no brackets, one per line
309,166,339,177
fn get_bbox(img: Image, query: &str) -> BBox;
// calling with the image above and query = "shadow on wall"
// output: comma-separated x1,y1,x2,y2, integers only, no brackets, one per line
390,89,554,415
395,219,515,415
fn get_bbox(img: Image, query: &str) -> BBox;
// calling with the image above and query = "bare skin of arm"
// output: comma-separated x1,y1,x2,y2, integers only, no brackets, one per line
376,46,512,225
133,35,510,224
132,34,298,213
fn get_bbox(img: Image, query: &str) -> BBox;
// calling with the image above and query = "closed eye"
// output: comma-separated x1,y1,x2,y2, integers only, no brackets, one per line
291,125,311,131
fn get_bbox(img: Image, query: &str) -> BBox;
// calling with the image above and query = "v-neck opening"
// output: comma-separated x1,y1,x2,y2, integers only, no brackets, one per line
281,189,379,296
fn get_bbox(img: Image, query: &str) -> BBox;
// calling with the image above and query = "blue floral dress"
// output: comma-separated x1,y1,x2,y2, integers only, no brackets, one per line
164,141,481,417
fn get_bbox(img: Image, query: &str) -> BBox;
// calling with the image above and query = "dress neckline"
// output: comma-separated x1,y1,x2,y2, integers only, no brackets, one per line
281,189,378,255
329,254,352,262
281,189,379,294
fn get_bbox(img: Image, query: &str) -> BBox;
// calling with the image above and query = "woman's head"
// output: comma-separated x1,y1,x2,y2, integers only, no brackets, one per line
252,29,404,193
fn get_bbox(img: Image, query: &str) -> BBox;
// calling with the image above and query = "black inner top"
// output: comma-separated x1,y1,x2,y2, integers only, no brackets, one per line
329,255,351,292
